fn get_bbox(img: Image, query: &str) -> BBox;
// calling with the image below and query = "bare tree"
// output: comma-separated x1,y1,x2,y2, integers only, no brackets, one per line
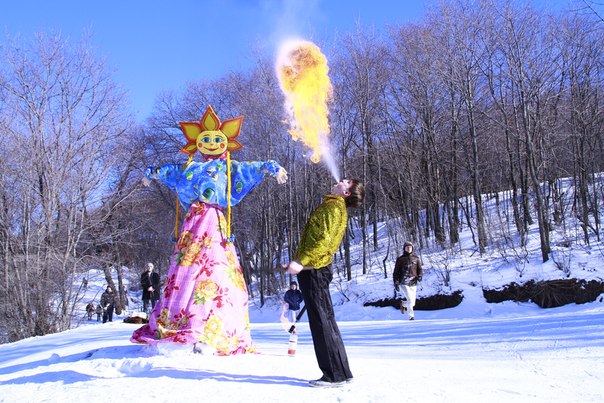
558,11,604,243
0,32,131,341
335,25,392,274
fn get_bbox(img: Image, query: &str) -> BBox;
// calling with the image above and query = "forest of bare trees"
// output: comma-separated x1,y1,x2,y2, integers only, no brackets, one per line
1,0,603,343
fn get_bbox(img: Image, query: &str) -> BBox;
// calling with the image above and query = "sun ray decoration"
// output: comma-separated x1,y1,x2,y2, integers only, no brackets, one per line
179,106,243,156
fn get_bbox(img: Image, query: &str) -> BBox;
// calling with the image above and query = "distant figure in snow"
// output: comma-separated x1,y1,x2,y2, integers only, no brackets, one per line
140,263,161,313
393,241,423,320
85,303,95,320
100,286,115,323
283,281,303,323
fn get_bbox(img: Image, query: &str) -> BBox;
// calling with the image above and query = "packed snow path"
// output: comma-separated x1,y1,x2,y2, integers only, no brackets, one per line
1,304,602,402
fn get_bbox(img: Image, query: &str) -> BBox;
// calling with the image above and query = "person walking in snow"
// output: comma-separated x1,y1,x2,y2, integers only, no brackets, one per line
85,303,95,320
284,179,365,388
283,281,303,324
100,286,115,323
393,241,423,320
140,262,161,313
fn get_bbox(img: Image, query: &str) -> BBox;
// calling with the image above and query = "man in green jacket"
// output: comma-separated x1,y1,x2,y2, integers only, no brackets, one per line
285,178,365,388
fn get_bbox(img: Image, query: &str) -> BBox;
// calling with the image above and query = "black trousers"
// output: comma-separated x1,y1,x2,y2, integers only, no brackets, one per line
297,266,352,383
143,297,158,312
103,305,114,323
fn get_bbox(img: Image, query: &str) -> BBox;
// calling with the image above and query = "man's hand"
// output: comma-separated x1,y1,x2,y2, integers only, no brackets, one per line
283,260,303,275
142,177,152,187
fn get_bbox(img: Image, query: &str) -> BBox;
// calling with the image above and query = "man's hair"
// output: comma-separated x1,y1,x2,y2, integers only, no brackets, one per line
345,179,365,208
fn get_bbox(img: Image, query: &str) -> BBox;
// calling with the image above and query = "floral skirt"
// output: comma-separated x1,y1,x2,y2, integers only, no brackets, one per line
131,202,256,355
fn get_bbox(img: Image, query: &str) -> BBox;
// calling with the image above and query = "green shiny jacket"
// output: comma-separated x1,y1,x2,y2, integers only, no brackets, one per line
295,194,348,268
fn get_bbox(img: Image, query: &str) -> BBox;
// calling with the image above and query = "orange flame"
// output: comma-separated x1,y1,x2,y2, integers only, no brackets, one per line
276,40,333,163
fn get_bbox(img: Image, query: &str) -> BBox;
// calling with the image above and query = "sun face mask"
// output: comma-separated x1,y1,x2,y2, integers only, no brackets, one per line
179,105,243,160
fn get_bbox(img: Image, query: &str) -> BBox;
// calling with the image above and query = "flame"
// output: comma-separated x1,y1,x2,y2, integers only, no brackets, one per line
276,40,333,163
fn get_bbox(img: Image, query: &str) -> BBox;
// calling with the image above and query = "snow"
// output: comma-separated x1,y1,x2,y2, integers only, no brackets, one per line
1,284,603,402
2,179,604,402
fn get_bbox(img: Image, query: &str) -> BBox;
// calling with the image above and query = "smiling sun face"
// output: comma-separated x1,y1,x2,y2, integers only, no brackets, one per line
196,130,228,156
179,106,244,158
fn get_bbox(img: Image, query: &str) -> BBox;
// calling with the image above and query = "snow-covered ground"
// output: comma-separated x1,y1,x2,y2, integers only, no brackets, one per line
1,177,603,402
0,298,602,402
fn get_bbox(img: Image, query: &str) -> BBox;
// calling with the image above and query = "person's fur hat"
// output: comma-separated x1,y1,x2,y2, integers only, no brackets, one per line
290,281,298,287
404,241,414,249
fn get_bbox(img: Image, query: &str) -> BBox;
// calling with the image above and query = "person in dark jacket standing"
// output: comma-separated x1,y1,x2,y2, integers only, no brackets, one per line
140,262,161,313
284,179,365,388
283,281,304,323
393,241,423,320
100,286,115,323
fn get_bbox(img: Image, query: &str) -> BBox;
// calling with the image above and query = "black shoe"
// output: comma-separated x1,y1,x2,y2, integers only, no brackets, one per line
193,343,202,354
409,317,415,321
309,376,345,388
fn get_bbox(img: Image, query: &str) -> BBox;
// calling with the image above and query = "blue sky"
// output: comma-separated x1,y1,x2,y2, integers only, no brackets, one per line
1,0,576,121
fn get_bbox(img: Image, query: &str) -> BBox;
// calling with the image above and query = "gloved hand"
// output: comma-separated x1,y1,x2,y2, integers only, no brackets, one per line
394,283,400,292
275,168,288,184
145,167,159,180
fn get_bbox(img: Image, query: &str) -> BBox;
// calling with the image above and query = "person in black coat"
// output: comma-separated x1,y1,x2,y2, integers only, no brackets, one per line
393,241,423,320
100,286,115,323
283,281,304,323
141,262,161,313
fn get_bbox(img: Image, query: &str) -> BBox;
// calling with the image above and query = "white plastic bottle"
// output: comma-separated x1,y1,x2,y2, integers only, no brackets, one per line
287,332,298,356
